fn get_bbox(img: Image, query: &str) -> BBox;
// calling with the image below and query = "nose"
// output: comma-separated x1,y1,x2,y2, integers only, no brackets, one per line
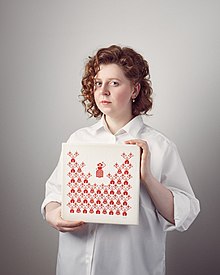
100,83,110,96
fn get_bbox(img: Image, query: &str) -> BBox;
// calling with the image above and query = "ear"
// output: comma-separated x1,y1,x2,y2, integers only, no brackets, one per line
132,83,141,99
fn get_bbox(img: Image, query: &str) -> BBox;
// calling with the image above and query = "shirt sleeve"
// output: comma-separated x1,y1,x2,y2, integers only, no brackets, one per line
40,151,63,219
158,142,200,232
41,131,83,218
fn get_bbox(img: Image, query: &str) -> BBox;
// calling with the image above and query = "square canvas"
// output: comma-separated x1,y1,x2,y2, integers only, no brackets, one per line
61,143,140,225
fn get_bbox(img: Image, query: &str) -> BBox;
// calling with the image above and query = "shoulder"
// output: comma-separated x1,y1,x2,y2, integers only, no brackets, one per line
140,123,172,143
140,123,176,151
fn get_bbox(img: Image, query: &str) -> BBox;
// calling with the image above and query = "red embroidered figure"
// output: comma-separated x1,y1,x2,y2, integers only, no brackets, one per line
68,151,79,163
116,210,120,215
96,162,106,178
121,152,133,165
102,209,107,214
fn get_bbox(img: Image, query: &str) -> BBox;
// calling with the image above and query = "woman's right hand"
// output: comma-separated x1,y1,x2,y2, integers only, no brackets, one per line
45,202,85,232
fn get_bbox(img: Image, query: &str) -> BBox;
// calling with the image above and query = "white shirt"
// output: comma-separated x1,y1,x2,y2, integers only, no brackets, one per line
41,115,200,275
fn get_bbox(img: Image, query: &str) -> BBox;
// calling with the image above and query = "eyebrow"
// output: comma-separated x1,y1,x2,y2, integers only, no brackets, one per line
94,77,121,81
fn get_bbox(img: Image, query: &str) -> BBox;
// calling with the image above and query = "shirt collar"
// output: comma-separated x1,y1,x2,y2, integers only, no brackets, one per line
90,115,145,138
88,117,105,134
120,115,144,138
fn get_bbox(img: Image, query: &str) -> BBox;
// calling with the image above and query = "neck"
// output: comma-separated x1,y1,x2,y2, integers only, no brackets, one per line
105,115,134,135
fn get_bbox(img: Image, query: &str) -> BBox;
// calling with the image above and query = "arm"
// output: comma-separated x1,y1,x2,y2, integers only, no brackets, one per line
141,174,175,224
45,202,84,232
125,139,175,224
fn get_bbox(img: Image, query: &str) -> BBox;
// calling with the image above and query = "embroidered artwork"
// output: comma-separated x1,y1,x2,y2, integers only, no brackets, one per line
61,144,140,225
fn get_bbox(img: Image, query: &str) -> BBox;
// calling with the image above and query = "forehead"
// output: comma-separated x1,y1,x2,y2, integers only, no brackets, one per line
95,63,127,80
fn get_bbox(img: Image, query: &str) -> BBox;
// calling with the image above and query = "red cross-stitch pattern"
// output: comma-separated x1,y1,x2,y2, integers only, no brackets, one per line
66,151,134,217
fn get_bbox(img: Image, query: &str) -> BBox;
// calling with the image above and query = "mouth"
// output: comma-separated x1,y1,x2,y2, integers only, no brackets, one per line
100,100,111,104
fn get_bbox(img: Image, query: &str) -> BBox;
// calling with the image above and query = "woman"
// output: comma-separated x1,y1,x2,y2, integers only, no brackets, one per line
41,45,200,275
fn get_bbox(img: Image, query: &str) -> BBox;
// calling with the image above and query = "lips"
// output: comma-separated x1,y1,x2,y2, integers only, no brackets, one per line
100,100,111,104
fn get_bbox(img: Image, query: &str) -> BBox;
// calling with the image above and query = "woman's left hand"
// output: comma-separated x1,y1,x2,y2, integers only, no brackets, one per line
125,139,153,185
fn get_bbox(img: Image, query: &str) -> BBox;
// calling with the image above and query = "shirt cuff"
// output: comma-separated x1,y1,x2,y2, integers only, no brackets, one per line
158,189,193,232
40,194,62,219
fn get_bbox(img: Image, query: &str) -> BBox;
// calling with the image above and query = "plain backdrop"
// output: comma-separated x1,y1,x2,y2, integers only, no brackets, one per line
0,1,219,274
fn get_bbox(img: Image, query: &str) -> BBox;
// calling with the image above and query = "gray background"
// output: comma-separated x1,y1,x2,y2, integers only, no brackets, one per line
0,0,219,274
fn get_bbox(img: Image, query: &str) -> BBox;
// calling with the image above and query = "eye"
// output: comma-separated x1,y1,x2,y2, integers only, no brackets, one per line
94,81,102,88
110,80,119,87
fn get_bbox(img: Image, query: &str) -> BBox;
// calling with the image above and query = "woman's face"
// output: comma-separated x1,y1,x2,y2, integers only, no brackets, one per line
94,63,136,121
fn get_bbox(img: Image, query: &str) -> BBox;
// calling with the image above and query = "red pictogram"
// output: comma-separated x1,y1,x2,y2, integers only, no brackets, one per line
96,162,106,178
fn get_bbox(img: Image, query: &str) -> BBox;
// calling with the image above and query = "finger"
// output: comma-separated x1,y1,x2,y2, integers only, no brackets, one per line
125,139,148,147
59,222,85,232
125,139,148,153
57,220,85,228
124,139,139,145
59,226,84,233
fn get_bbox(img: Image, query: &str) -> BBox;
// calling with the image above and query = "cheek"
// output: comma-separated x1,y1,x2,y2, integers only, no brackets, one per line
94,92,98,104
115,90,131,103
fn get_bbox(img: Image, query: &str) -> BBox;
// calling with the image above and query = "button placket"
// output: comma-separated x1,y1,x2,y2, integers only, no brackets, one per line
85,224,98,275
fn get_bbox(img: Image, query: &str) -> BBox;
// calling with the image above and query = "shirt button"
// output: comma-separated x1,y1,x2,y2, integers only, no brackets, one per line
85,255,90,264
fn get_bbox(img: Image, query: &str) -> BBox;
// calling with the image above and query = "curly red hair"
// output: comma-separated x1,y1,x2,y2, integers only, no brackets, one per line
81,45,153,117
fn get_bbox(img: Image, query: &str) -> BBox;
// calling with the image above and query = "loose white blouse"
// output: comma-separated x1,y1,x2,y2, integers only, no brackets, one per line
41,115,200,275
